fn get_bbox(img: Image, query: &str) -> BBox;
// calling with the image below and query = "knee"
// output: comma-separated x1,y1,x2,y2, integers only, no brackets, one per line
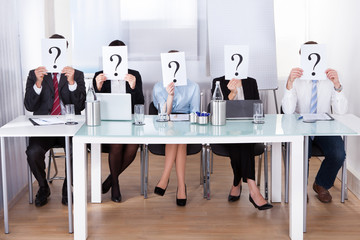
26,145,44,163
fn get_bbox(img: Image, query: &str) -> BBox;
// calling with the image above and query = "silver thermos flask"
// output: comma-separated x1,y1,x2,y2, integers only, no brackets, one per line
85,85,101,126
210,80,226,125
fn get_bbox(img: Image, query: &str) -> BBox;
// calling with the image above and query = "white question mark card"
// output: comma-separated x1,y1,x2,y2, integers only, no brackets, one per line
102,46,128,80
161,52,187,87
224,45,249,80
42,39,67,73
300,44,327,80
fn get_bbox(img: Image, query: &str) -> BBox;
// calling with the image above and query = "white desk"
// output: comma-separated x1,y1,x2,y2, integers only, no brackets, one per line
0,115,85,234
73,114,310,240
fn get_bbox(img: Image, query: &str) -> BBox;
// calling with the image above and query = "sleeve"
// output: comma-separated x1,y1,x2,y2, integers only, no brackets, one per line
189,83,200,113
152,83,166,111
24,70,42,112
281,82,298,114
128,71,145,106
69,70,86,113
331,87,348,114
68,81,77,92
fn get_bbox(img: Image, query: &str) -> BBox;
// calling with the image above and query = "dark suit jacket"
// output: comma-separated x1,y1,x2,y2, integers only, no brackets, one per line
92,69,144,113
211,76,260,100
24,69,86,115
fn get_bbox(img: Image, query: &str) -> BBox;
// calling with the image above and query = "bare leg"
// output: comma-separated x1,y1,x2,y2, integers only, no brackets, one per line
230,181,242,196
156,144,178,189
175,144,187,199
247,179,267,206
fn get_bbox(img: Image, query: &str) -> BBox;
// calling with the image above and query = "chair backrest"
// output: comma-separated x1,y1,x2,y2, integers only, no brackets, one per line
149,102,158,115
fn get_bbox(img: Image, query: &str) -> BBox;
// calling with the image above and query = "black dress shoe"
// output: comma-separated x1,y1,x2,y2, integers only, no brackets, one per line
111,194,122,203
176,185,187,207
228,186,242,202
102,175,112,194
249,195,273,210
111,186,122,203
154,180,169,196
35,186,51,207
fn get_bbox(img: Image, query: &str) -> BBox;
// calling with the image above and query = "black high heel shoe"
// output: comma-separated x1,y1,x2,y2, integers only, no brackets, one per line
154,180,169,196
228,185,242,202
176,185,187,207
111,184,122,203
249,195,273,210
102,175,112,194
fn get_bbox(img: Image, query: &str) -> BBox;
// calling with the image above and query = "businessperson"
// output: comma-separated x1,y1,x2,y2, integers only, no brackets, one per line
211,76,272,210
24,34,86,207
282,41,348,203
93,40,144,202
152,50,200,206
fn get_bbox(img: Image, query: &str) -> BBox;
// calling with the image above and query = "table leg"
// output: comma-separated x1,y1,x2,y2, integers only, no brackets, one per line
201,144,206,198
27,164,33,204
303,137,309,233
289,137,304,239
65,137,73,233
91,143,101,203
206,144,211,200
144,144,149,199
140,144,144,195
1,137,9,234
271,142,282,202
73,140,88,240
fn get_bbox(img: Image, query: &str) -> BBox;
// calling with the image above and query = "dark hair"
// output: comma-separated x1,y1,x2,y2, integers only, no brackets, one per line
109,40,126,46
168,50,179,53
49,34,69,48
299,41,318,54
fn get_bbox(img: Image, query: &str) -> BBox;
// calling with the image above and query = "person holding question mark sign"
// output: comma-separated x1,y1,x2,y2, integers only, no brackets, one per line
282,41,348,203
152,50,200,206
24,34,86,207
93,40,144,203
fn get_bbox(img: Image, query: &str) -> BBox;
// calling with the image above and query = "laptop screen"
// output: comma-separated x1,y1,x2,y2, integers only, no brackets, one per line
226,100,263,119
97,93,132,121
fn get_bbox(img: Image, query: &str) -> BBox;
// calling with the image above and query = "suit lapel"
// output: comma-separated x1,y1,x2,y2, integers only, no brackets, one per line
44,74,54,94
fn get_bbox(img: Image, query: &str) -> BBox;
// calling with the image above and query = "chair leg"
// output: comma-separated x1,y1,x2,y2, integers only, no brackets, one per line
210,149,214,174
341,136,348,203
144,144,149,199
140,144,144,195
27,164,33,204
47,149,52,182
257,154,262,187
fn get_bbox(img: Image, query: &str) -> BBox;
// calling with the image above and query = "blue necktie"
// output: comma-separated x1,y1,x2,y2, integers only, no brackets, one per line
310,80,318,114
310,80,318,140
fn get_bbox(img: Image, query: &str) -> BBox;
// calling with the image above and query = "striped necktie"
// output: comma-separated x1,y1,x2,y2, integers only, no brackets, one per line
50,73,61,115
310,80,318,140
310,80,318,114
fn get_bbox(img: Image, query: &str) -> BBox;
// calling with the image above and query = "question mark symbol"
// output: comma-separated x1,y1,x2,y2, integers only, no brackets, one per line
308,53,321,76
168,61,180,83
49,47,61,69
231,53,243,77
110,54,122,77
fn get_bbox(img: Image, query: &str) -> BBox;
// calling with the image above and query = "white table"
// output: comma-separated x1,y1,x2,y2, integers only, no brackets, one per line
0,115,85,234
72,114,309,240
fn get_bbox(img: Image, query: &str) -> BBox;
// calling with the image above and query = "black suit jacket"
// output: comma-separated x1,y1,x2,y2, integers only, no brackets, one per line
92,69,144,113
211,76,260,100
24,69,86,115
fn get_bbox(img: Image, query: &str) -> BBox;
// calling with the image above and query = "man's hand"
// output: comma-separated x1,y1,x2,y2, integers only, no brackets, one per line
166,82,175,96
325,68,341,89
286,67,303,90
34,66,48,88
95,73,107,90
62,66,75,85
124,74,136,89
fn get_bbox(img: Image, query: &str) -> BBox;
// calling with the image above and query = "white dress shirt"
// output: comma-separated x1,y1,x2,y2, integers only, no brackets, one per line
282,79,348,114
233,86,245,100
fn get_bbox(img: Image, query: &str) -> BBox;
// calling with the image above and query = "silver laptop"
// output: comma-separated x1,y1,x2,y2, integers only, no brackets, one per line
226,100,263,120
97,93,132,120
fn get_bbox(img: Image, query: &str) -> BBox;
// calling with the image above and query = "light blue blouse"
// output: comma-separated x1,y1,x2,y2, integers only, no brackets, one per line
152,80,200,114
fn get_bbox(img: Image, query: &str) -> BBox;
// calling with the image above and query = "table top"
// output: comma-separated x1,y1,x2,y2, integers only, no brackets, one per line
73,114,357,144
0,115,85,137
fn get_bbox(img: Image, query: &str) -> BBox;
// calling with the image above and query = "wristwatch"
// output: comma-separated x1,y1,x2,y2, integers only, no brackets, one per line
334,85,343,92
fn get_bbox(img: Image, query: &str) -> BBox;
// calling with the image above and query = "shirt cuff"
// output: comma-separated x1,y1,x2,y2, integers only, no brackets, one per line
33,84,42,95
68,81,77,92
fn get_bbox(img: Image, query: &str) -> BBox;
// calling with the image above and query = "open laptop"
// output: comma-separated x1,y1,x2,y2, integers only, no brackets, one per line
226,100,263,120
97,93,132,120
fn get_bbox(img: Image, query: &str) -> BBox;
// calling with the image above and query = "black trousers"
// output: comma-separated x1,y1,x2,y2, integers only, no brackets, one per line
26,136,71,188
225,143,255,186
